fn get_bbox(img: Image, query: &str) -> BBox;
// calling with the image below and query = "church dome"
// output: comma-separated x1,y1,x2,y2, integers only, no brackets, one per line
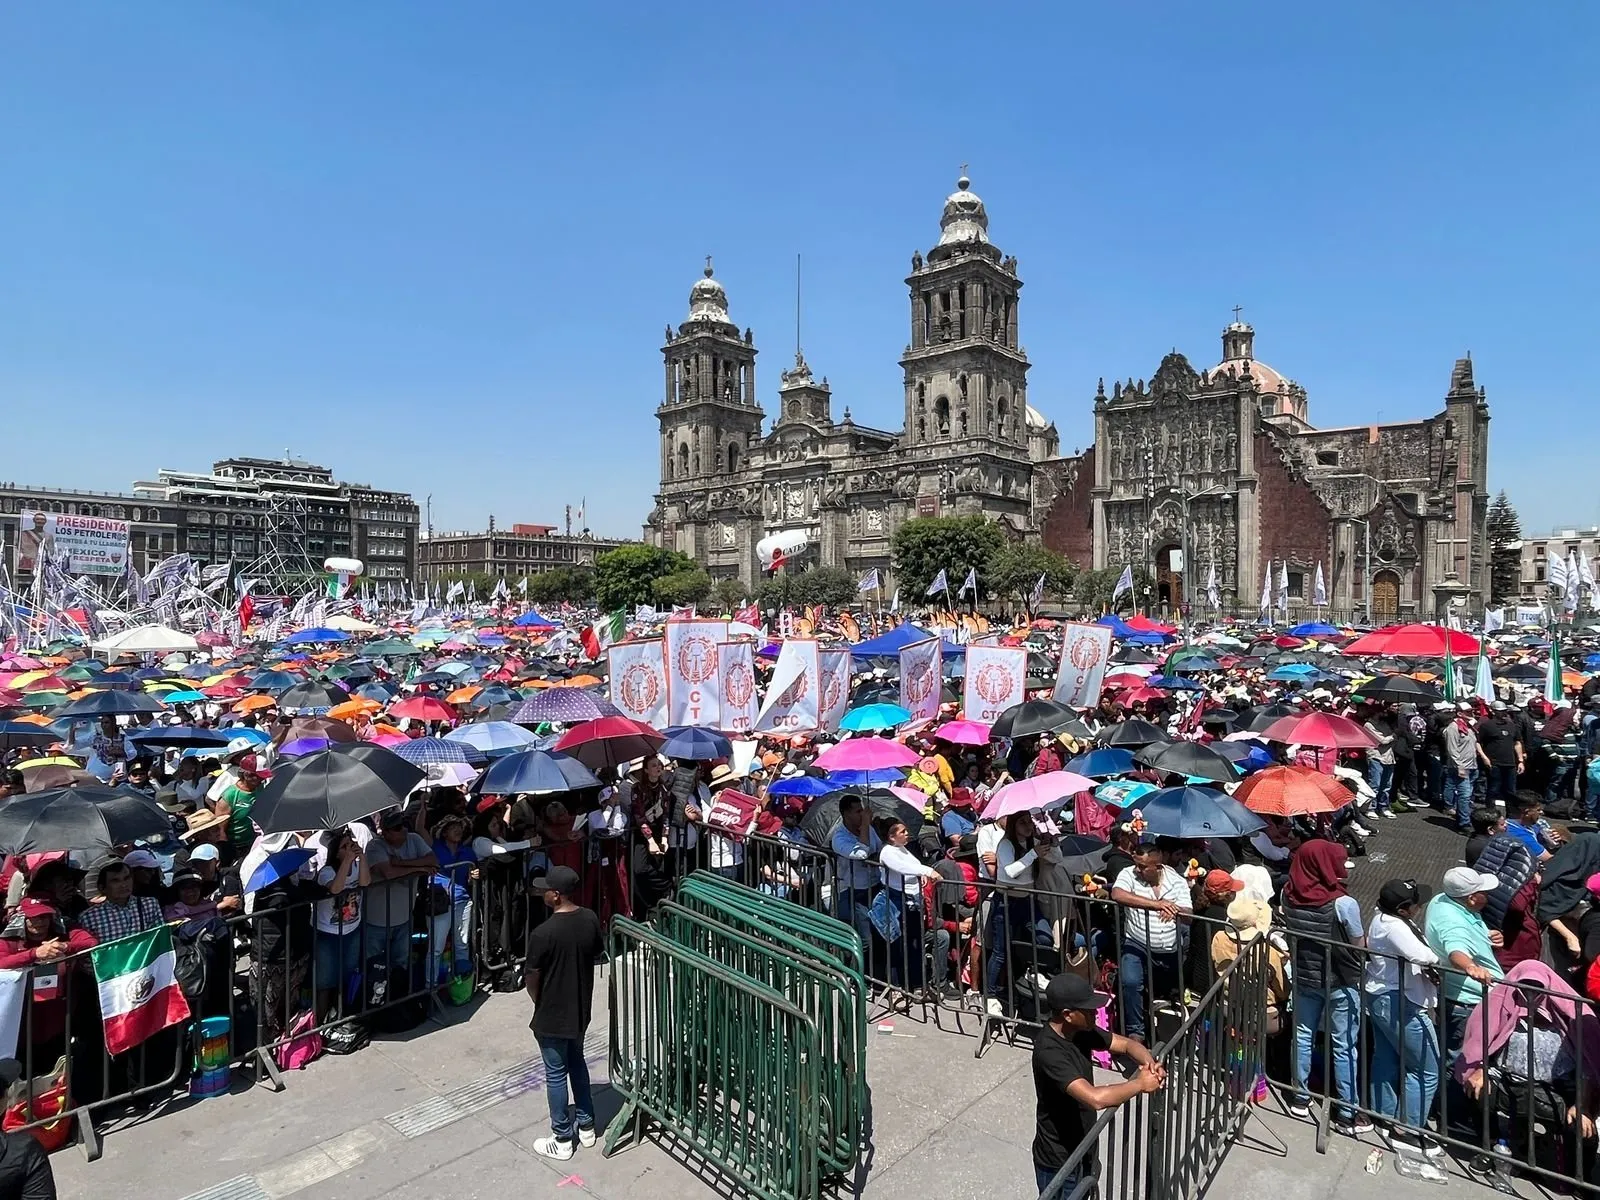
1024,403,1051,430
687,261,732,325
1211,321,1290,394
936,173,990,248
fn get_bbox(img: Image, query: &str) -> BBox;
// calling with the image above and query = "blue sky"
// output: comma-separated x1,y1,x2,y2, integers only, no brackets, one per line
3,3,1594,539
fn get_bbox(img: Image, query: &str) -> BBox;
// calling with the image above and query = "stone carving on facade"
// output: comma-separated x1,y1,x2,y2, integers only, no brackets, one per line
684,493,709,521
894,470,920,499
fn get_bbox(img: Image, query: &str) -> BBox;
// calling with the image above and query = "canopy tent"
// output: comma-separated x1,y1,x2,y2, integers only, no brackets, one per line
847,623,963,660
92,625,199,655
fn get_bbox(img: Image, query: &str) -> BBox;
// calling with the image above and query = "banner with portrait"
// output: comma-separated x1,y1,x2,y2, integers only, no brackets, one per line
718,641,759,734
1052,621,1114,709
754,639,821,734
962,644,1027,724
818,649,852,733
608,641,668,728
665,619,729,727
898,637,944,723
16,509,130,576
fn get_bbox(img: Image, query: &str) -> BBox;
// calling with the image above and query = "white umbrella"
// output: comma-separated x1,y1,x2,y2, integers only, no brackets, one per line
324,614,379,634
92,625,199,654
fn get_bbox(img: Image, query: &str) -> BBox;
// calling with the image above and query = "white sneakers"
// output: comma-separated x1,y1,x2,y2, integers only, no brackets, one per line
985,997,1005,1018
532,1136,574,1161
577,1126,596,1148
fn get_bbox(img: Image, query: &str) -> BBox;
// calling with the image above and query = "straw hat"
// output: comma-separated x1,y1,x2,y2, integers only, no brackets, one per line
182,810,228,841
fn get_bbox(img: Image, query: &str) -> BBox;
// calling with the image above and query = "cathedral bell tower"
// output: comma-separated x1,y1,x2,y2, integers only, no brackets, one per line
657,260,763,488
899,172,1031,454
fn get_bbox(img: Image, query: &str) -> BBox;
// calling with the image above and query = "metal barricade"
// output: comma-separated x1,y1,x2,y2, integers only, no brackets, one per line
605,916,823,1200
677,869,866,982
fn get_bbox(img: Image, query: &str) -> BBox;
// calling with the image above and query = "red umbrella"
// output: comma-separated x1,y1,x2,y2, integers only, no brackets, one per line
1258,711,1378,750
389,696,457,723
1342,624,1480,657
1104,671,1151,689
1234,765,1354,816
1119,686,1166,705
554,715,664,770
20,676,69,694
1272,635,1305,649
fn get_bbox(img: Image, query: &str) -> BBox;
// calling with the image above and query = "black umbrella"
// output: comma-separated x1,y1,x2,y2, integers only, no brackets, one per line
276,680,350,711
1099,719,1170,749
1495,664,1544,683
799,788,924,848
0,785,174,855
250,743,426,832
1247,702,1305,733
990,698,1078,740
1134,740,1241,783
1112,647,1158,665
51,690,166,718
127,724,232,749
0,721,64,752
1352,675,1443,704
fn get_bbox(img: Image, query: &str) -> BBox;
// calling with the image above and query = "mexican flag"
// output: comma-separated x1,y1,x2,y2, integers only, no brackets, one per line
1547,640,1564,703
91,926,191,1055
580,610,627,661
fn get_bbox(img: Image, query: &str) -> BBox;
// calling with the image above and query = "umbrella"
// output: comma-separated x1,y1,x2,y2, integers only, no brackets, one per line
355,682,398,703
1094,779,1157,809
1147,675,1203,691
283,628,351,645
445,721,543,757
799,788,924,848
660,726,734,762
1065,747,1136,778
477,749,601,796
283,716,360,745
389,696,458,723
1289,622,1341,638
127,725,231,750
0,721,65,751
250,743,427,833
51,690,166,718
812,737,919,772
160,689,208,705
1342,624,1480,657
1133,785,1267,839
931,718,991,746
989,699,1078,740
554,716,664,771
839,703,913,732
766,774,835,799
1233,765,1354,817
465,685,521,709
392,736,481,766
1245,702,1304,733
510,690,620,726
0,784,175,855
276,680,349,711
1351,675,1444,704
1259,711,1378,750
326,698,381,722
278,737,334,758
1134,741,1242,783
20,764,100,793
823,767,910,788
361,638,421,659
91,625,199,655
1099,719,1170,749
244,847,318,893
981,772,1097,820
1168,656,1222,675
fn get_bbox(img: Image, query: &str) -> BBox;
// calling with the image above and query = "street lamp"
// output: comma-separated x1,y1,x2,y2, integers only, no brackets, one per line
1179,484,1233,618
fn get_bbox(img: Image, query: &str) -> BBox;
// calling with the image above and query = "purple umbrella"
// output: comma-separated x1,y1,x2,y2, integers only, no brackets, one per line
510,690,620,726
278,737,333,758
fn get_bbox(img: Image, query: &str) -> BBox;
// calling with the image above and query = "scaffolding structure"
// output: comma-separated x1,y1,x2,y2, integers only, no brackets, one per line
245,489,322,592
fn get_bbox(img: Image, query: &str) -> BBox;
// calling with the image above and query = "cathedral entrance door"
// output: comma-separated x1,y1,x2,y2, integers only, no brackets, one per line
1371,570,1401,622
1155,543,1183,613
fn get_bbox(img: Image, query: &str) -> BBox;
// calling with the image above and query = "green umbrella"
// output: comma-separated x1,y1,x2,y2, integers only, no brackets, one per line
360,638,419,658
22,692,66,709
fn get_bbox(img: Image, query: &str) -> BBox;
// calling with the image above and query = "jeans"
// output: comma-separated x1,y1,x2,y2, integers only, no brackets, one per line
362,921,413,983
1547,762,1575,806
314,928,364,996
1366,759,1395,814
1442,768,1478,830
1293,983,1360,1119
537,1035,594,1142
1484,762,1518,804
835,887,876,964
1036,1162,1081,1197
984,894,1043,1001
1119,943,1180,1042
1366,990,1440,1130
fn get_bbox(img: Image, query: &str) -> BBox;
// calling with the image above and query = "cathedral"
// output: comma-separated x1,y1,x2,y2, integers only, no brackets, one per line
646,174,1492,621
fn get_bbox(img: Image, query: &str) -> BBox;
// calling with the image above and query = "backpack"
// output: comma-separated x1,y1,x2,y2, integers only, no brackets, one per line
273,1009,324,1071
322,1020,370,1056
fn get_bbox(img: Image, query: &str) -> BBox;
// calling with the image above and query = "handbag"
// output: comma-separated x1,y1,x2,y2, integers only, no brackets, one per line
868,890,903,943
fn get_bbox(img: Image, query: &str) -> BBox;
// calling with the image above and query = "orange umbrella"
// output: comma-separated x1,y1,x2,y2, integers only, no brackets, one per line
1564,670,1588,689
234,694,278,713
14,713,53,726
559,674,602,688
1234,765,1353,817
327,698,380,721
370,722,404,736
446,685,482,704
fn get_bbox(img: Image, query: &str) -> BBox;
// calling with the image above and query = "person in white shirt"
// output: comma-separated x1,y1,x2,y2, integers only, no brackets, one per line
1363,879,1442,1147
1109,839,1193,1043
984,812,1059,1018
875,818,945,994
829,794,882,957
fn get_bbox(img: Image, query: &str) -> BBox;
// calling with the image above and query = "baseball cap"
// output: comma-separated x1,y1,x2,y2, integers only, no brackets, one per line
237,753,261,775
122,849,160,870
188,844,221,863
1044,972,1112,1016
1204,869,1243,894
17,898,56,920
1378,879,1428,913
530,865,581,896
379,810,409,830
1491,700,1507,712
1441,867,1499,900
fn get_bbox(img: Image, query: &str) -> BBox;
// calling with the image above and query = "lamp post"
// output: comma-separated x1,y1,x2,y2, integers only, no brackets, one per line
1180,483,1234,620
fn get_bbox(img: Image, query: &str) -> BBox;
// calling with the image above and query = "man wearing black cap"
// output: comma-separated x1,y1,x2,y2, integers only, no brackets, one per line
525,865,605,1162
1032,973,1164,1196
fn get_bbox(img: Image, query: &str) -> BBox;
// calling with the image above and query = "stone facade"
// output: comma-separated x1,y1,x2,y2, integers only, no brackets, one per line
1039,326,1492,620
645,177,1059,588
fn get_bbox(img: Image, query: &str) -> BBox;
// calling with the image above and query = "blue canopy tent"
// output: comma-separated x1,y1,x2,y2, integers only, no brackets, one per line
848,624,964,660
1096,615,1170,645
511,610,559,628
1288,622,1341,638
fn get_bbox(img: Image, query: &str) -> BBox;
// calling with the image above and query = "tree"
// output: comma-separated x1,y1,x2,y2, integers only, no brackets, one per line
710,576,750,614
986,542,1075,608
652,568,713,608
593,544,696,610
790,566,859,608
1486,490,1523,605
1072,566,1155,614
891,515,1006,600
523,567,594,606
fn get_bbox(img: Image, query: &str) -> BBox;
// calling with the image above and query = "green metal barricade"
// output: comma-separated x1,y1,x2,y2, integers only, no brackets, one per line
655,898,866,1173
677,869,866,982
606,917,822,1200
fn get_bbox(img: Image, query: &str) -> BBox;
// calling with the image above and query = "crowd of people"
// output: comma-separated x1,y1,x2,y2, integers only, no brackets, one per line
2,609,1600,1195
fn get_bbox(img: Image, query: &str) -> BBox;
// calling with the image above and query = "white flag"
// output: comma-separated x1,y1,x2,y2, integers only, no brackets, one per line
1205,563,1220,609
754,638,821,734
1259,562,1273,618
962,644,1027,723
718,641,759,734
857,568,880,594
1111,565,1134,603
1484,607,1505,633
446,580,465,603
1312,562,1327,608
1276,560,1290,611
926,569,949,598
1567,551,1582,613
1053,621,1113,709
898,636,944,722
957,568,977,598
1029,573,1045,610
819,649,852,732
889,589,900,614
608,640,668,728
1549,552,1570,595
491,578,509,601
517,577,529,596
664,619,729,727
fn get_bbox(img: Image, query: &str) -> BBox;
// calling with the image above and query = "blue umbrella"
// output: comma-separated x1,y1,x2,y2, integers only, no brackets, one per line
279,737,333,758
477,749,600,795
660,726,733,762
1288,623,1341,638
1065,748,1135,778
1094,779,1157,809
1133,785,1266,838
244,847,318,894
160,689,208,704
248,670,300,692
1147,675,1202,691
1169,657,1222,674
392,736,481,766
356,682,397,703
839,703,912,732
477,633,510,647
824,767,909,788
283,628,351,645
766,774,835,799
221,726,272,746
445,720,542,757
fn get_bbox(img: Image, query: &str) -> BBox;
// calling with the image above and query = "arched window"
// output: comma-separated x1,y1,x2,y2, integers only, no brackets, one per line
727,442,741,474
916,384,927,442
958,408,969,437
997,396,1009,440
678,443,690,477
934,396,950,436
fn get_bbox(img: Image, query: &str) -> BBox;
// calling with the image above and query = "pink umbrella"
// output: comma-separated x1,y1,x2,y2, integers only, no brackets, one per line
813,737,921,772
981,772,1096,821
367,731,410,747
0,657,45,671
932,719,991,746
888,784,929,808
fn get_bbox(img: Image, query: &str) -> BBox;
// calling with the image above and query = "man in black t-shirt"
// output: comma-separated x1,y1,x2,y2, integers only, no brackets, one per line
1476,702,1524,804
1031,974,1164,1196
525,865,606,1162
